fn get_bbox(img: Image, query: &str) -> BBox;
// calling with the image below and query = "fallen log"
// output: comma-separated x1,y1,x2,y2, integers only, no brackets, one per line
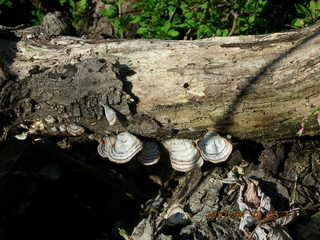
0,22,320,141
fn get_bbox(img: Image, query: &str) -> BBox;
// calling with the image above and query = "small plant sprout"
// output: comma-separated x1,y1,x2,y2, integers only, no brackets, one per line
118,228,130,240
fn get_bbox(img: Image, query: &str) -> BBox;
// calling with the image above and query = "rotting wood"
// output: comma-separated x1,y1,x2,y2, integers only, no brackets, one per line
0,22,320,141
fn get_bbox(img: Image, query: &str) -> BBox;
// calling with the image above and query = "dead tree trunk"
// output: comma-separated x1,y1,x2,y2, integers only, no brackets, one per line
0,22,320,141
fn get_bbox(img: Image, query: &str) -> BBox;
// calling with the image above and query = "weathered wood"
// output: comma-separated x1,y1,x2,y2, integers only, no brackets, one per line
1,22,320,141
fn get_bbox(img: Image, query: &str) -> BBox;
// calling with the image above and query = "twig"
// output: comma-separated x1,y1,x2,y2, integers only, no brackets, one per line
0,24,24,31
290,174,298,207
229,11,238,36
184,28,192,40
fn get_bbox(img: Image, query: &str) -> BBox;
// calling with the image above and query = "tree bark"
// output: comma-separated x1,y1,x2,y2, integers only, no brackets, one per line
1,22,320,141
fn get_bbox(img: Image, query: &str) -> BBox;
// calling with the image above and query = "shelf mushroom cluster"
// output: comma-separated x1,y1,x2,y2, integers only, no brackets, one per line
197,131,233,163
97,131,161,166
163,131,233,172
97,131,233,172
162,139,204,172
97,131,143,164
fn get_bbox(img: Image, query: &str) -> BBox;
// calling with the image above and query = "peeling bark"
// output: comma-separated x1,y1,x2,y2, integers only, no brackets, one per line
0,22,320,141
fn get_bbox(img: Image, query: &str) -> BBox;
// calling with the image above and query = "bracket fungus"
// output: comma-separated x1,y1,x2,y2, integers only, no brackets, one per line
58,124,67,132
163,139,203,172
97,131,143,164
101,103,118,126
137,141,160,166
196,132,232,163
66,123,85,136
96,130,233,171
14,132,28,140
164,204,190,226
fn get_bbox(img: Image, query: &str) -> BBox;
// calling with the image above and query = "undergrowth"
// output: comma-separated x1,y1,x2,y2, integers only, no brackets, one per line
102,0,320,39
0,0,319,39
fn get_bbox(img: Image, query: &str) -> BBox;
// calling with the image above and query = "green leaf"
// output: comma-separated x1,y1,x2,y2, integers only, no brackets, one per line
310,0,320,19
258,0,267,6
199,3,208,9
310,0,316,19
244,0,256,13
216,29,222,36
222,29,229,36
168,6,176,18
30,9,45,25
186,19,196,27
118,228,129,240
233,3,240,10
0,0,13,7
248,15,255,24
184,10,193,19
167,29,179,37
311,211,320,218
114,18,121,27
117,0,124,5
101,6,118,18
295,3,311,16
174,23,188,28
196,11,205,19
239,24,249,32
79,0,88,11
291,18,305,28
198,24,210,33
161,21,171,33
137,27,148,35
59,0,68,5
130,15,142,24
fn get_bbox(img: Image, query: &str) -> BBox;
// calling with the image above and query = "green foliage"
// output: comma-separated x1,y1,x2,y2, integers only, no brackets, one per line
102,0,270,39
0,0,40,27
102,0,320,39
291,0,320,28
30,9,45,26
311,106,320,116
118,228,130,240
0,0,89,29
59,0,89,30
311,211,320,218
101,0,132,38
0,0,12,8
236,0,269,35
0,0,319,38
